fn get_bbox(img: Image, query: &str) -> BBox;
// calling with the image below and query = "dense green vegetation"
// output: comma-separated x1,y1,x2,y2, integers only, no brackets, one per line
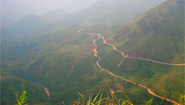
1,75,50,105
98,0,184,103
16,91,27,105
1,0,184,105
112,0,184,63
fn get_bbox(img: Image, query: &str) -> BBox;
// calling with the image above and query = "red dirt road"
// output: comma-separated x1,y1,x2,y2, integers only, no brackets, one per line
92,39,180,105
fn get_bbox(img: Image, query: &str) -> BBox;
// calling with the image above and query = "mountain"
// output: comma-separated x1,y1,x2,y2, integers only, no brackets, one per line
1,0,184,105
61,0,99,12
97,0,184,104
112,0,184,63
1,14,44,47
41,8,68,24
42,0,164,33
0,17,15,28
0,0,32,28
1,0,165,45
65,0,165,24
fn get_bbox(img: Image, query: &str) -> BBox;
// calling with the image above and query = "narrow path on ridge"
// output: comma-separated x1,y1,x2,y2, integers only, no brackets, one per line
92,39,180,105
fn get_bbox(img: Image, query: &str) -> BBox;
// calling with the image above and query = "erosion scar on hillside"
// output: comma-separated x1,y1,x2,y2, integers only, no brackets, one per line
67,65,74,78
37,83,51,99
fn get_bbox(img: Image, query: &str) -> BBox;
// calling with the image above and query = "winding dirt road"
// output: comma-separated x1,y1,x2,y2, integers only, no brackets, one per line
127,56,185,66
117,54,128,68
92,39,180,105
97,34,125,57
95,33,185,67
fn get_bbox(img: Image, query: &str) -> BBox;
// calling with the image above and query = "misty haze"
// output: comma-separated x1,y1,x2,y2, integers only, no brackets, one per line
1,0,184,105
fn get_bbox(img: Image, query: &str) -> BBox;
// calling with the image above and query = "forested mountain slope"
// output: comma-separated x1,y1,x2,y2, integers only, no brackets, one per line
112,0,184,63
1,0,184,105
96,0,184,104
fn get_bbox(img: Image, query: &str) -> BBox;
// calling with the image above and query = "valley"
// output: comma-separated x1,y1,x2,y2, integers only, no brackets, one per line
1,0,184,105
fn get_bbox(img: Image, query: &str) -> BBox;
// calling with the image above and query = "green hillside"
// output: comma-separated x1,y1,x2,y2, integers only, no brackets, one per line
1,14,44,47
1,25,117,104
1,0,184,105
112,0,184,63
97,0,184,104
1,74,51,105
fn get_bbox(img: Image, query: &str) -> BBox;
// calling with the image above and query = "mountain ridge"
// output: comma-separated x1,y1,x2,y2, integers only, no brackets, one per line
1,0,184,105
111,0,184,63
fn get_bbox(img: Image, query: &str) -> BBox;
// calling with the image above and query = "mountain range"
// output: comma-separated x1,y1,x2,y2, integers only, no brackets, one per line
1,0,184,105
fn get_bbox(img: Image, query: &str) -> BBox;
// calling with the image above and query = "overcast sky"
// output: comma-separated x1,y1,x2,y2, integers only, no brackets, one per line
7,0,99,15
